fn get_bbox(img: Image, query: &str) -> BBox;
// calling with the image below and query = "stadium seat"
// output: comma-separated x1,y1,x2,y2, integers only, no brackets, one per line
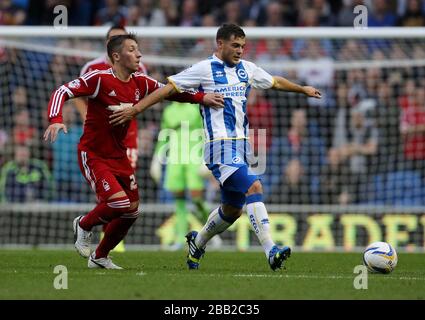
384,170,425,205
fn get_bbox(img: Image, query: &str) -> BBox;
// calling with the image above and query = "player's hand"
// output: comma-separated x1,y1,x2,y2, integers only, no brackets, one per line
303,86,322,99
109,108,138,126
43,123,67,143
203,93,224,109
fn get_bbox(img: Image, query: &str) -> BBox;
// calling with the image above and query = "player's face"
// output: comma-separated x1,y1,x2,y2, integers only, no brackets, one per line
118,39,142,73
218,35,245,66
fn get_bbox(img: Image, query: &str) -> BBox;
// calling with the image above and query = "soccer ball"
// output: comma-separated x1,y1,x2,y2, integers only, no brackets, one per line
363,242,398,274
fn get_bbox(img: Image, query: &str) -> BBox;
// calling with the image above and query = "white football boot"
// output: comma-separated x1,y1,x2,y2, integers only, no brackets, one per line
73,215,92,258
88,252,123,270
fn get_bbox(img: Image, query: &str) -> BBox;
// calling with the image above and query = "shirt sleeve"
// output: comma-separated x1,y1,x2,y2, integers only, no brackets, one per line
167,62,203,93
47,72,101,123
250,63,275,90
136,74,161,95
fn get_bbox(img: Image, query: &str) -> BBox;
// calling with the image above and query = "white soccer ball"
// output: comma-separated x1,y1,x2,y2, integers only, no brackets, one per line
363,241,398,274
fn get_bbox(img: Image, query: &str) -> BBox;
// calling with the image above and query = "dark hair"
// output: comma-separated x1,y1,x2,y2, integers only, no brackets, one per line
106,25,127,40
107,34,138,63
216,23,245,41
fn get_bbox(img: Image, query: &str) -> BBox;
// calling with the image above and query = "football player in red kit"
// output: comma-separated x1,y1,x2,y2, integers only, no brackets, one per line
75,26,147,253
44,34,224,269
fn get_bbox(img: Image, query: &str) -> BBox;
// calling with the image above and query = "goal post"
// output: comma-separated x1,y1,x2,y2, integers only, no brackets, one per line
1,26,425,252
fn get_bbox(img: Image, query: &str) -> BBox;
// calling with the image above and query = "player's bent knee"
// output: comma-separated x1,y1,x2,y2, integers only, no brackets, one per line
246,180,263,195
106,195,131,214
222,204,243,219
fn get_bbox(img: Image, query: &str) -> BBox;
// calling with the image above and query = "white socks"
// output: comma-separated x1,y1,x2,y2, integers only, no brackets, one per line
194,194,275,257
246,195,275,257
195,207,235,249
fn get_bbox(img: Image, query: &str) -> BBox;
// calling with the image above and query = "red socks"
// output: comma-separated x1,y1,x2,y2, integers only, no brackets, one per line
95,209,139,258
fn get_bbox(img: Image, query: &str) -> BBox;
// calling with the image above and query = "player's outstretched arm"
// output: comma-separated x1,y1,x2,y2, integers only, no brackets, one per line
272,76,322,99
110,83,176,126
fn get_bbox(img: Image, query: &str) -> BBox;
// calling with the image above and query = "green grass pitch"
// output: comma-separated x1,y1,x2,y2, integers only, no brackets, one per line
0,249,424,300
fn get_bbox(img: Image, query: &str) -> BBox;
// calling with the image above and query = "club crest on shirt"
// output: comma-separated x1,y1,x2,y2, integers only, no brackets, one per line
232,156,241,164
135,89,140,101
68,79,81,89
237,69,247,80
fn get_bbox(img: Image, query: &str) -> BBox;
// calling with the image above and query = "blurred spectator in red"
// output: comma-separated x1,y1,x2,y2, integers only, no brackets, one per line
13,107,37,147
400,81,425,173
247,89,274,153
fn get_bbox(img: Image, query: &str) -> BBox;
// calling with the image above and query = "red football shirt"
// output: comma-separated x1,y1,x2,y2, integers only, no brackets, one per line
80,55,148,151
48,68,205,159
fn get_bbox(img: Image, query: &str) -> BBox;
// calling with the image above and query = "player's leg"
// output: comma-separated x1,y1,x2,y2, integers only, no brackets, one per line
75,151,132,258
92,200,139,261
101,147,138,253
91,173,140,263
245,179,291,271
165,163,189,248
193,193,243,250
186,165,249,269
86,196,138,270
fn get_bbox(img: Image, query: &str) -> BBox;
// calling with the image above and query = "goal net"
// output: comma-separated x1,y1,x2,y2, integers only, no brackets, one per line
1,26,425,252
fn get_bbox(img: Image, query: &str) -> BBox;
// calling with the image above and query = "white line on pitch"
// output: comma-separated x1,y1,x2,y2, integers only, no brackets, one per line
232,274,425,281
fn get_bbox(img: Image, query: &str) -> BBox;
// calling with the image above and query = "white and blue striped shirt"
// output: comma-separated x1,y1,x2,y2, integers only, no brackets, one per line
168,54,274,142
168,54,274,182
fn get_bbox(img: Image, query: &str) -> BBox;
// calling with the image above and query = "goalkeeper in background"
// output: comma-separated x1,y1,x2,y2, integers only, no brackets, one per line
151,102,221,249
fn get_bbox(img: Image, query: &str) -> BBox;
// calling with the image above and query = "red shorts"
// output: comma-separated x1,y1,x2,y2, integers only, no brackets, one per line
77,148,139,203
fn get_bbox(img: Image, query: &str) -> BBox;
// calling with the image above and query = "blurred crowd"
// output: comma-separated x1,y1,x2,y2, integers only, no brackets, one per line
1,0,425,27
1,0,425,206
